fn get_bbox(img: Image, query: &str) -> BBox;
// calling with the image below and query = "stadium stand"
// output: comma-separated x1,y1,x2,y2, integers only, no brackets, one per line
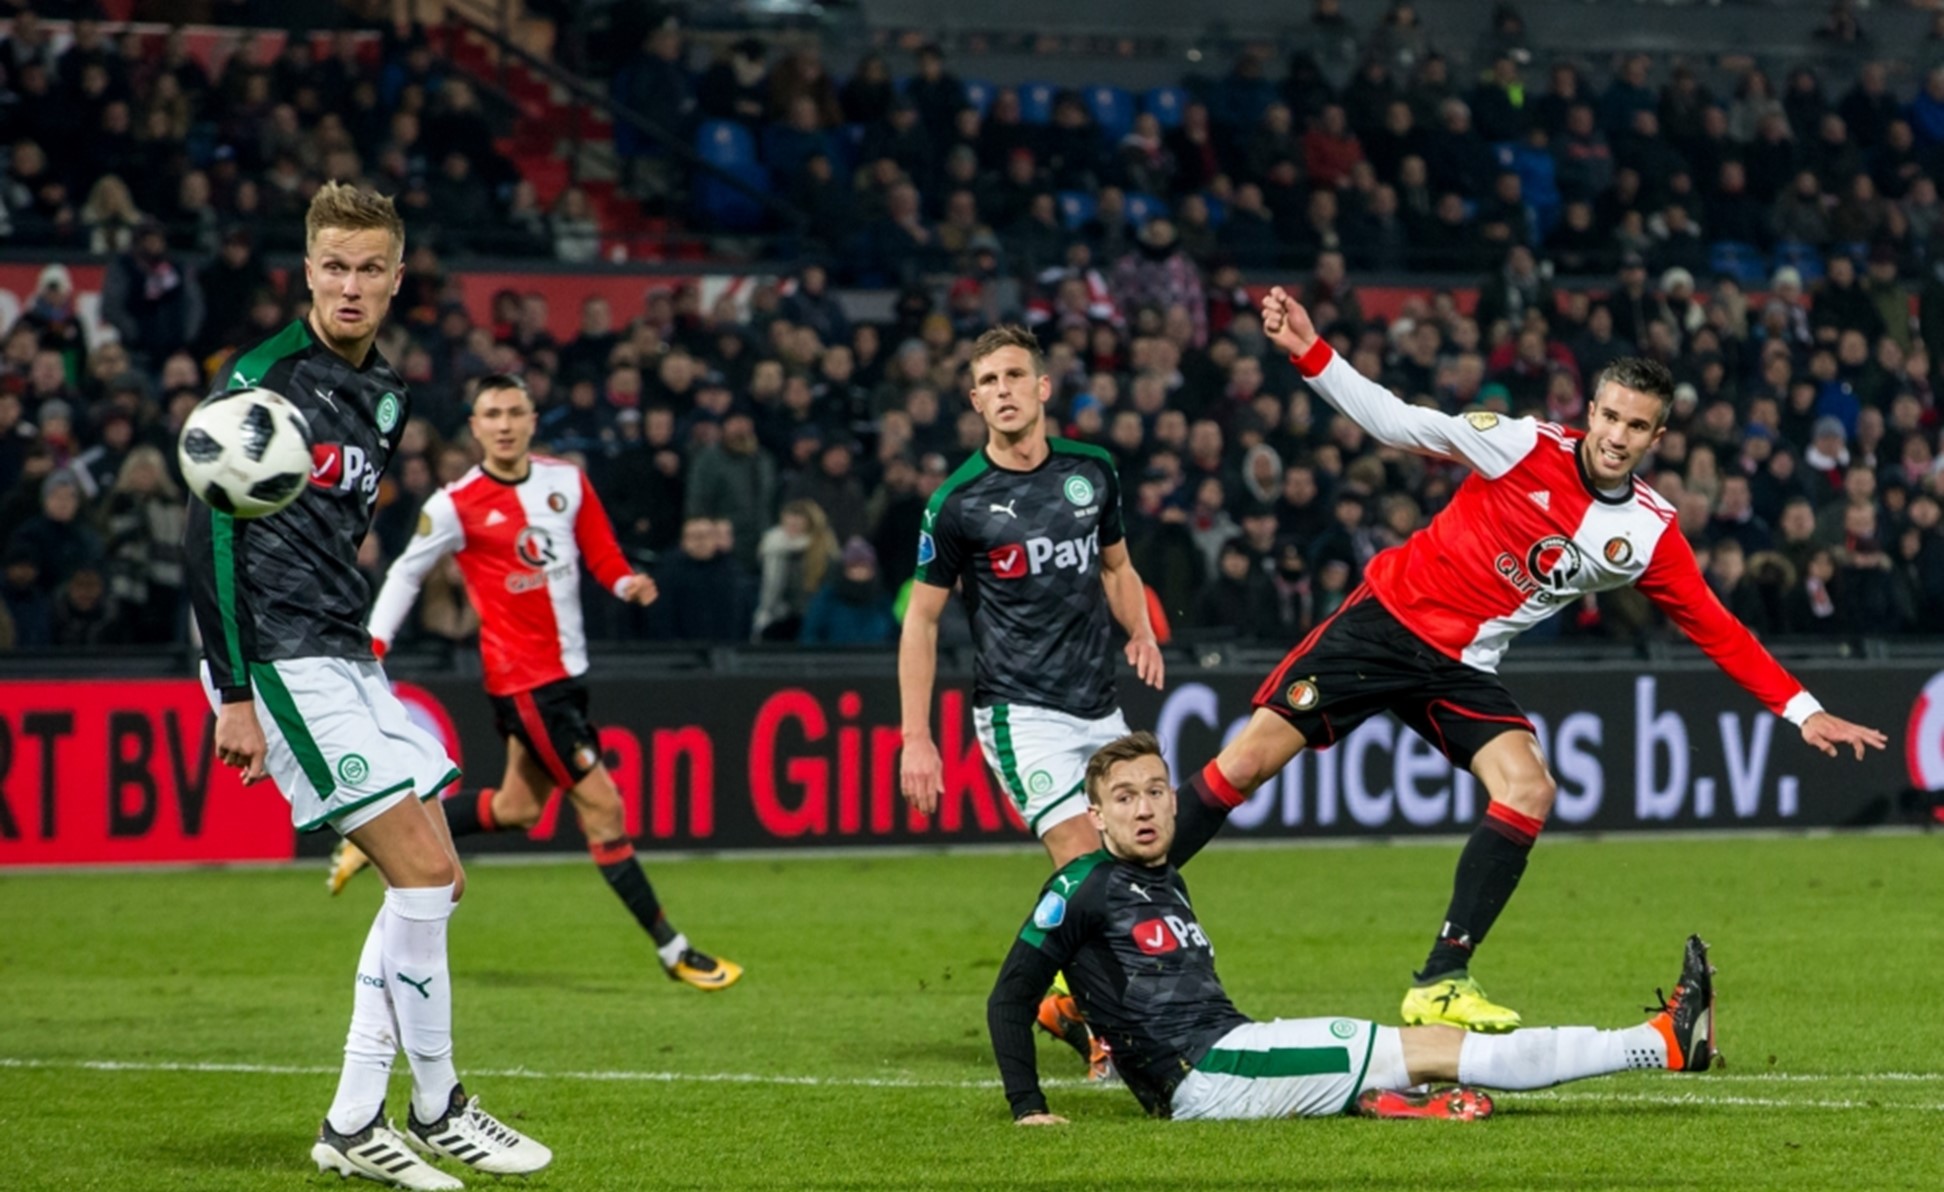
3,1,1944,659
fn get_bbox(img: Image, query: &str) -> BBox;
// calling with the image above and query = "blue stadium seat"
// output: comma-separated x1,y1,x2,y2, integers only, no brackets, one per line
963,79,995,115
694,120,769,231
1771,241,1827,284
1123,191,1168,227
1199,195,1226,227
1019,82,1057,125
1087,85,1135,142
1144,86,1187,129
1057,190,1097,230
1709,241,1768,286
696,119,758,169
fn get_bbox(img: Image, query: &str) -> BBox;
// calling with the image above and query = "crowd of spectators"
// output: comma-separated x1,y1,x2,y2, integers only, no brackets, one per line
6,6,1944,654
9,229,1944,653
0,12,547,263
608,0,1944,284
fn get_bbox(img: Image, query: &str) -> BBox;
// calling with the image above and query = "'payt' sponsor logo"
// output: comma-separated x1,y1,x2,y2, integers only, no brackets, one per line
988,531,1099,581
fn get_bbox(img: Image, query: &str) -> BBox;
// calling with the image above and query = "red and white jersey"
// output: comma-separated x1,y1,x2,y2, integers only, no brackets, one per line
1296,342,1822,724
369,455,634,696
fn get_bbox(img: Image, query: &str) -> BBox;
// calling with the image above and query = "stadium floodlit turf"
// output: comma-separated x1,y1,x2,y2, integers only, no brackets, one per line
3,834,1941,1190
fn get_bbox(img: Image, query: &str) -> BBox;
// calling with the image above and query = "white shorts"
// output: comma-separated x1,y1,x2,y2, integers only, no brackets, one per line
202,657,460,836
973,703,1131,837
1170,1018,1391,1121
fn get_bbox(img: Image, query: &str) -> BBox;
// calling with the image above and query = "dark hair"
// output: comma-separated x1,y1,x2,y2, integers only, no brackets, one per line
474,371,528,394
969,323,1045,378
1591,357,1675,425
1084,731,1165,806
473,373,531,407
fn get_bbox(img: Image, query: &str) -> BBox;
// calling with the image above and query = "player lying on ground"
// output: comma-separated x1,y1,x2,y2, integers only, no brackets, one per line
189,183,548,1190
331,375,740,991
901,324,1165,1077
987,732,1717,1124
1167,288,1886,1033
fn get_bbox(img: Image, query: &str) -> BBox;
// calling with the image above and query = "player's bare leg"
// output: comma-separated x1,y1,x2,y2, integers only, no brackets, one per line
1040,815,1100,869
1403,730,1555,1033
329,774,463,895
1035,814,1113,1079
1173,709,1310,863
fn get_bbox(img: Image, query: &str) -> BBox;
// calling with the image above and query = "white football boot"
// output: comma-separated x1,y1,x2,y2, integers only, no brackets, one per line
406,1085,553,1175
312,1108,464,1190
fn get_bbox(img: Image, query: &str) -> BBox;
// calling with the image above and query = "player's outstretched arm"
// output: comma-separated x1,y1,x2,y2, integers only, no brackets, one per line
1800,710,1888,761
1101,542,1163,689
899,583,952,814
1637,529,1886,759
988,936,1063,1123
1259,286,1532,477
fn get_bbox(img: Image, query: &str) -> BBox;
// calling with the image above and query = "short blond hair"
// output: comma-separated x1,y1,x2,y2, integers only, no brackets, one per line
1084,731,1164,806
305,181,405,258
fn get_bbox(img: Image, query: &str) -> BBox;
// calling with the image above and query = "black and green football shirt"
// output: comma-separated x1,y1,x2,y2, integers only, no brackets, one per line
914,438,1124,719
987,849,1250,1117
184,319,409,701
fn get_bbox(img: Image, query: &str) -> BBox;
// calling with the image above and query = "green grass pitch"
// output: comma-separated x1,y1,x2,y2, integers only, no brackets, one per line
3,834,1941,1190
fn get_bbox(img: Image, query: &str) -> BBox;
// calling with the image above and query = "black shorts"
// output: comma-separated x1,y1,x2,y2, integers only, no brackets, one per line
1252,585,1534,771
489,677,605,788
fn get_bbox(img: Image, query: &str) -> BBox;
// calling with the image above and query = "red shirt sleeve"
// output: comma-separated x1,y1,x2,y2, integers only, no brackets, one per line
1635,527,1806,717
574,470,634,593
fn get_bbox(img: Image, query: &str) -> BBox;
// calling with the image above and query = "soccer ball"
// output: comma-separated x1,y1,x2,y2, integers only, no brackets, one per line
177,388,314,518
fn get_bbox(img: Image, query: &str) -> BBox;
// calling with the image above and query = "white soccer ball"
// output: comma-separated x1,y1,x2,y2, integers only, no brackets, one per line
177,388,315,519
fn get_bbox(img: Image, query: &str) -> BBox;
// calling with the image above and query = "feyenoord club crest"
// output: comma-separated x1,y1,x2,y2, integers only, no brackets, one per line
1287,679,1320,711
1604,536,1634,566
547,491,568,513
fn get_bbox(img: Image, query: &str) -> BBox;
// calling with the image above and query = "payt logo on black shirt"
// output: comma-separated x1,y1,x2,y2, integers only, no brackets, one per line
989,543,1028,579
1131,918,1178,955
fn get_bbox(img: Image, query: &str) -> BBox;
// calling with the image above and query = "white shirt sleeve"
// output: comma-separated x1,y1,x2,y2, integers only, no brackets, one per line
368,488,465,647
1297,342,1538,480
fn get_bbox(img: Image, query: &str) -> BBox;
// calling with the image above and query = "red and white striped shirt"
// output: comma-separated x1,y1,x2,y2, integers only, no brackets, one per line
370,455,634,696
1296,341,1822,725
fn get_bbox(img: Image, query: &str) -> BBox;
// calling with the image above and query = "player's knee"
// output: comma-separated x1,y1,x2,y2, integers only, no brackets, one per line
1498,772,1557,818
496,798,543,830
410,850,459,890
1216,737,1276,792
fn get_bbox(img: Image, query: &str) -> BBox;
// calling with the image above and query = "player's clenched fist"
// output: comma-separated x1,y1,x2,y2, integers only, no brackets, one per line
1259,286,1319,358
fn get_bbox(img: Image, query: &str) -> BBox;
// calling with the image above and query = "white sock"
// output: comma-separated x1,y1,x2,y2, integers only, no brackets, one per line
383,884,460,1123
1457,1024,1667,1090
656,931,690,971
326,912,399,1135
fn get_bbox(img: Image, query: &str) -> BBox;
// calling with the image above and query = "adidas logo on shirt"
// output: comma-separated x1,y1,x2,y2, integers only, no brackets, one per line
1527,490,1551,510
484,509,508,526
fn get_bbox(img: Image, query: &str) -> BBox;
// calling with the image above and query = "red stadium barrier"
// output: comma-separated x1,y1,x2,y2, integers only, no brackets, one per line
0,681,294,866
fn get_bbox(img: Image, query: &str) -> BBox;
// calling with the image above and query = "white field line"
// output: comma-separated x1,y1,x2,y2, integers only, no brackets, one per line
1515,1089,1944,1113
2,1057,1938,1110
